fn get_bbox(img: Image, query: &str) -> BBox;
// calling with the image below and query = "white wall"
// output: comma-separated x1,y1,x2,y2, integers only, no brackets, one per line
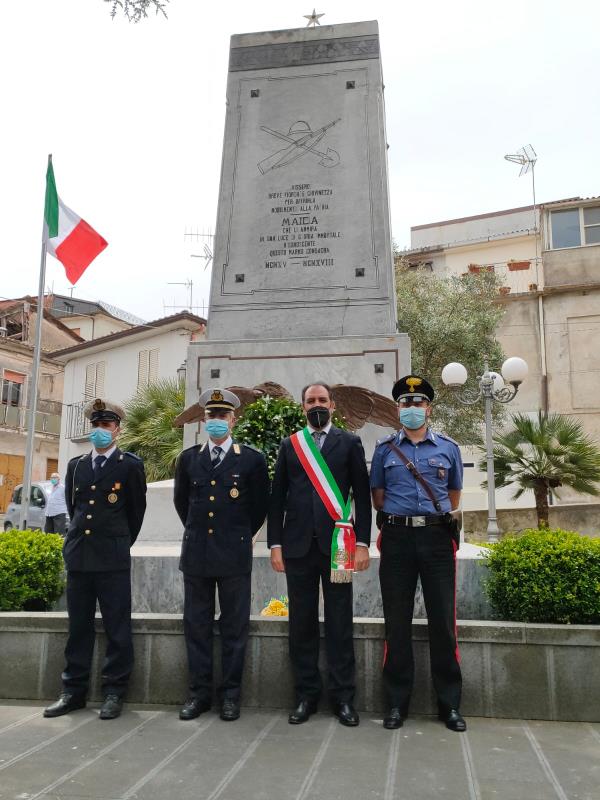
58,326,194,472
60,314,132,341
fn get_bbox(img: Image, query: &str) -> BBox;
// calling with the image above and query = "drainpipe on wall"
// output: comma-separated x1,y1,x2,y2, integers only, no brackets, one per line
538,295,548,413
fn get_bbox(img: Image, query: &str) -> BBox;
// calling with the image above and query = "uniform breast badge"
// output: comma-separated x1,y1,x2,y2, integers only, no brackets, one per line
108,493,118,504
230,487,240,499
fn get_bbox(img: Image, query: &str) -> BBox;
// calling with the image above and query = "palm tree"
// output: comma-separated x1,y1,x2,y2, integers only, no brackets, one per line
481,411,600,527
118,378,185,482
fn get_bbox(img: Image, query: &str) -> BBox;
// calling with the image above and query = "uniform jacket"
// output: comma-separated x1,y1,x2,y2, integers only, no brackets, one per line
63,448,147,572
174,440,269,577
267,426,372,558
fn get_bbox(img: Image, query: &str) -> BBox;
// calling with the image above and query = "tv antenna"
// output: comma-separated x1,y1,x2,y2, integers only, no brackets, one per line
185,227,214,270
504,144,538,262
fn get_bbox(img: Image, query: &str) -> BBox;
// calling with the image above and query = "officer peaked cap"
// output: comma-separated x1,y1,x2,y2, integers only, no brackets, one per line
392,375,434,402
199,387,240,411
84,398,126,423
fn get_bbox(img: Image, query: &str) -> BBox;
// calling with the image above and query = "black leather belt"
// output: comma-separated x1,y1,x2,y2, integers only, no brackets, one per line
383,513,450,528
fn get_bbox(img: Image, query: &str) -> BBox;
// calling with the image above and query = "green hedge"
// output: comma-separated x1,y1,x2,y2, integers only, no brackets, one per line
0,529,65,611
484,528,600,624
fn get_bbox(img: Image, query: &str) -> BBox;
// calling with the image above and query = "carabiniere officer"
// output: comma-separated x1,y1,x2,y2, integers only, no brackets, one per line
44,398,147,721
174,388,269,723
370,375,466,733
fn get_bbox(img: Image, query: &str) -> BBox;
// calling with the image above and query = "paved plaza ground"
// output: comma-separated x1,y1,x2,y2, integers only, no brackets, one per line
0,702,598,800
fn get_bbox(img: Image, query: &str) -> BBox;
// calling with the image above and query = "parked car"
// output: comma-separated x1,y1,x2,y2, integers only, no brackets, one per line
3,481,69,531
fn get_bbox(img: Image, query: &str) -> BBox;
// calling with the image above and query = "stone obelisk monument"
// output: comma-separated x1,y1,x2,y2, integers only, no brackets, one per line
184,20,409,453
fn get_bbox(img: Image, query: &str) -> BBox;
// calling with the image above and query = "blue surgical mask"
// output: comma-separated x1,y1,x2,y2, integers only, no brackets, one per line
399,407,427,430
89,427,114,449
205,419,230,439
50,477,59,486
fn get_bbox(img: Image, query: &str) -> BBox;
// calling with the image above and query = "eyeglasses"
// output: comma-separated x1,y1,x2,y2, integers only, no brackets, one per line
397,396,429,407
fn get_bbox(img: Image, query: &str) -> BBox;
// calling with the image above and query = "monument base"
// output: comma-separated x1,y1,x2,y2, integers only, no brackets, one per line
183,333,410,458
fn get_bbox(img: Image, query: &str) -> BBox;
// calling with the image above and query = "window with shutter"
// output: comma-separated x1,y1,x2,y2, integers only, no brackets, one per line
137,350,149,390
84,364,96,400
95,361,105,397
148,348,159,383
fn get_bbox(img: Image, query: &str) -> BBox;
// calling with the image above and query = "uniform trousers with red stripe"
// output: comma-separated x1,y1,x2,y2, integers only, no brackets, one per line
379,522,461,714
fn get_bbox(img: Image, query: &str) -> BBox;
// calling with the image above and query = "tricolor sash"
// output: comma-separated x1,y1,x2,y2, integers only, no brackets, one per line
290,427,356,583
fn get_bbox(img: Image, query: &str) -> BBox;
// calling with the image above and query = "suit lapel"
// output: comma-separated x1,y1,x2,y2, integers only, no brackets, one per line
197,442,212,473
76,453,94,485
320,426,341,460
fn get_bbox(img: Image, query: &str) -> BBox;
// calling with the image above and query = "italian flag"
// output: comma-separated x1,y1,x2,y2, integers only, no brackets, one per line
44,159,108,284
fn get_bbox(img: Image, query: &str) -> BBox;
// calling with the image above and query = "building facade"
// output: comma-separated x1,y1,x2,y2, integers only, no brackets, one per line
52,312,206,472
406,195,600,508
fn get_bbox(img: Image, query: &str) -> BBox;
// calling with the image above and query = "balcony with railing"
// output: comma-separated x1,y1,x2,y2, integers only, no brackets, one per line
64,401,92,441
0,403,61,436
465,259,542,295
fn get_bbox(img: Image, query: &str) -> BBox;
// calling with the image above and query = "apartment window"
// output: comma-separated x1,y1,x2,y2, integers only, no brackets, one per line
550,206,600,249
2,370,25,407
84,361,105,400
137,348,159,390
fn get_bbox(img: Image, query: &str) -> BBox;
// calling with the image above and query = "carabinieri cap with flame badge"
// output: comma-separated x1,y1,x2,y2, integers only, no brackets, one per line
391,375,435,403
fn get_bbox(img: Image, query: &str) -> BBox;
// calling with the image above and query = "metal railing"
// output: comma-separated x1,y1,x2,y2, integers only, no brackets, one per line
64,401,92,440
0,403,61,436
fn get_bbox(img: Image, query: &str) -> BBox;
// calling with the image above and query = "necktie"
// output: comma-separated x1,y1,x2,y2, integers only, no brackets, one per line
93,455,106,480
211,446,223,467
312,431,324,451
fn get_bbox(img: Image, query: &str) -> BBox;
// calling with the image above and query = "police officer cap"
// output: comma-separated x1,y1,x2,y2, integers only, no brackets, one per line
199,387,240,412
392,375,435,403
84,398,126,424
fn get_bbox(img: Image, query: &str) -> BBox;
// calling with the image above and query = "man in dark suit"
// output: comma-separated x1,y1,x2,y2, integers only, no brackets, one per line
268,382,371,726
174,388,269,722
44,398,147,721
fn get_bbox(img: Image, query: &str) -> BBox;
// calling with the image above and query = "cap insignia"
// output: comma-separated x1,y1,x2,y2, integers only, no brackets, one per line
211,390,224,402
406,377,422,393
93,399,106,411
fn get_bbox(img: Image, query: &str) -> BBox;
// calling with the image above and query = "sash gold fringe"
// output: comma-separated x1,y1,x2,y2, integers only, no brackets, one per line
330,569,353,583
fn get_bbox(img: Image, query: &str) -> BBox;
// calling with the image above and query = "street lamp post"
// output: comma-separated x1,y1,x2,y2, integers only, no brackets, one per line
441,357,528,543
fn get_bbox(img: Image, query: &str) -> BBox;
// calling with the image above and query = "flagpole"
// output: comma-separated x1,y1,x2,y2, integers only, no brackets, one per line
19,154,52,530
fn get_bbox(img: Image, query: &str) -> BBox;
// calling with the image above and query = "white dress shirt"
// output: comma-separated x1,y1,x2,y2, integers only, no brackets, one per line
91,444,117,467
208,435,232,459
46,483,68,517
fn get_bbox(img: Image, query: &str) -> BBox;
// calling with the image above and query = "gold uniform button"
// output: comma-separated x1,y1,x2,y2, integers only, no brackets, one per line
84,529,91,535
210,480,216,486
86,514,92,519
89,500,95,505
208,528,214,534
209,496,215,501
91,485,96,491
208,512,214,518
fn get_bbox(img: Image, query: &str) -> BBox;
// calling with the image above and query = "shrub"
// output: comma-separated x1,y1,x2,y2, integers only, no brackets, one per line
233,395,346,477
483,527,600,624
0,529,65,611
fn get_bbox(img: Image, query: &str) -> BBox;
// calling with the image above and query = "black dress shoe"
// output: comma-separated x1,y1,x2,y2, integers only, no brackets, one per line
288,699,318,725
220,698,240,721
99,694,123,720
179,697,211,721
43,693,86,718
334,702,360,727
383,708,405,730
439,708,467,732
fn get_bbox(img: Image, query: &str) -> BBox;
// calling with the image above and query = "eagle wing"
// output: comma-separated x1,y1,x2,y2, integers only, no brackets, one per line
332,384,398,430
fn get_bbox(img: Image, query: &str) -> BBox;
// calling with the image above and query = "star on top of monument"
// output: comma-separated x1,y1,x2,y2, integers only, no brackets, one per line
304,8,325,27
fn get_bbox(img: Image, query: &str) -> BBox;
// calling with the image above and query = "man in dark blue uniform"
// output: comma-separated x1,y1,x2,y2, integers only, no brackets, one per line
44,398,147,720
370,375,466,732
174,388,269,722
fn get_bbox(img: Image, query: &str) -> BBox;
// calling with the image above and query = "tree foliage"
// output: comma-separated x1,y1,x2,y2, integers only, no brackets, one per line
104,0,169,23
118,378,184,482
233,395,346,478
395,260,506,444
480,411,600,527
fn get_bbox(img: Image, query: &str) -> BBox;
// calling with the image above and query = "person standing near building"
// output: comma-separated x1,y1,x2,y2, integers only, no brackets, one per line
268,382,372,727
174,388,269,722
44,472,68,535
370,375,466,732
44,398,147,721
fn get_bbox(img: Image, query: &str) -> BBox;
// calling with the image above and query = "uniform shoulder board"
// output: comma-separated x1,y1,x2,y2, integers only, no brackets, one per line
375,434,396,447
123,451,143,461
436,431,460,447
240,442,262,453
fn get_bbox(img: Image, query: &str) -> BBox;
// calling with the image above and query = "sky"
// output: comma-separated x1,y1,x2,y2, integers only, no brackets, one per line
1,0,599,322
